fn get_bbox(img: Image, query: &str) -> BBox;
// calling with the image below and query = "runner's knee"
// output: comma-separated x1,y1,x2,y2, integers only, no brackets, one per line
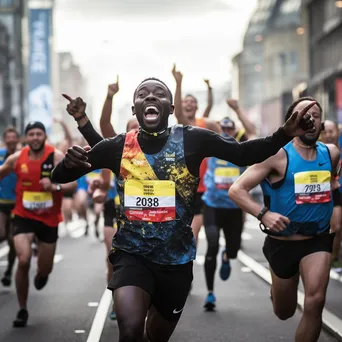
118,318,145,342
303,292,326,315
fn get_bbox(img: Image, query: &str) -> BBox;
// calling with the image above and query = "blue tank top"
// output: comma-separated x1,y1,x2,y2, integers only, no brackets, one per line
107,173,118,200
202,157,245,209
113,125,199,265
261,141,333,236
0,148,16,203
77,169,101,192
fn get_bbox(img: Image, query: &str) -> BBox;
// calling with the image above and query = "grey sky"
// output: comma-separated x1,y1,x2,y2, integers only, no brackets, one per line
55,0,258,128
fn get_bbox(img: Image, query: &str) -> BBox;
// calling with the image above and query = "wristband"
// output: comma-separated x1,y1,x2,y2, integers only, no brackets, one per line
54,184,62,192
74,113,87,122
257,206,269,221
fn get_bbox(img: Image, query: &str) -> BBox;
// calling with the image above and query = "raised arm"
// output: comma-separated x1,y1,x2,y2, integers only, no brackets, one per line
54,118,73,146
227,99,257,138
202,79,213,118
172,64,191,125
62,94,103,147
0,151,20,181
100,76,119,138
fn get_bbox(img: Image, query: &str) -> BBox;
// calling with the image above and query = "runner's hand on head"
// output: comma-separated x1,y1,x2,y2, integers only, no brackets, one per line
92,188,107,204
261,211,290,233
283,101,316,137
62,94,87,118
108,75,119,97
172,64,183,84
64,145,91,169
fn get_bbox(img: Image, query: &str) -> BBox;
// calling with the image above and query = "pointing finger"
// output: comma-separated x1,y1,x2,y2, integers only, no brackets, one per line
62,94,73,102
297,101,316,121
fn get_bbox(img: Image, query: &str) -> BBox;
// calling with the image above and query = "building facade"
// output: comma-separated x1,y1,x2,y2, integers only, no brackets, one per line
302,0,342,122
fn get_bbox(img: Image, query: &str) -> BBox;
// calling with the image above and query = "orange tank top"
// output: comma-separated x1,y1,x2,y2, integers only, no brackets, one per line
13,144,63,227
196,118,207,193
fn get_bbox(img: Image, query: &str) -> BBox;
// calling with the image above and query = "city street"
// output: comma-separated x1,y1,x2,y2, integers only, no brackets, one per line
0,216,341,342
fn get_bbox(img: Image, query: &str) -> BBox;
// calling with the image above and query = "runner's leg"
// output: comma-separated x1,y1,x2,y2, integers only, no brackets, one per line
114,286,150,341
13,233,34,309
296,251,331,342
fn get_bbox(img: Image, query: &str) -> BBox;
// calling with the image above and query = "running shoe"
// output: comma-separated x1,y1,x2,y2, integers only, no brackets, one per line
34,274,49,290
219,250,231,281
13,309,29,328
1,271,11,287
204,293,216,311
109,310,117,320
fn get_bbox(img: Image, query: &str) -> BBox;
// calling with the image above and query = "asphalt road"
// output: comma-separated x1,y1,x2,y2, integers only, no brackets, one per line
0,215,340,342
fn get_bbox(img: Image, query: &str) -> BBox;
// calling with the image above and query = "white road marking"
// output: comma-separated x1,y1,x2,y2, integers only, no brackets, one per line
195,255,205,265
75,330,86,334
88,302,99,307
86,289,112,342
241,266,251,273
241,232,252,240
0,245,9,259
330,269,342,283
237,250,342,340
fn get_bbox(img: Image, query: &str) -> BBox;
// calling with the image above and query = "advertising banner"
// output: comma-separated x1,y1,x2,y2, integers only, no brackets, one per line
28,8,52,133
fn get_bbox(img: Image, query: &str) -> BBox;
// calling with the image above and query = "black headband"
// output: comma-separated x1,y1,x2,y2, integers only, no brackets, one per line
25,121,46,135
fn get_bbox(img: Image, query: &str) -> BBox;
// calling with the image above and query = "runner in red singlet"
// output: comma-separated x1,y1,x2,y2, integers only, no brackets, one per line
0,121,77,327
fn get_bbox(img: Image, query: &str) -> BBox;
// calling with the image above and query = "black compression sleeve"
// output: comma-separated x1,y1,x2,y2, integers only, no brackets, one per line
197,127,292,166
78,121,104,147
51,138,119,183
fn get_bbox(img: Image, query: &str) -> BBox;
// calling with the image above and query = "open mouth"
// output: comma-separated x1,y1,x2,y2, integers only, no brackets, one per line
144,106,160,122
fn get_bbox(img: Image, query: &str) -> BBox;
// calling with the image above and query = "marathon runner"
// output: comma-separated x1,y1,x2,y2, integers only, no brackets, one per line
229,97,339,342
0,126,19,287
0,121,77,327
320,119,342,268
172,65,219,247
52,78,314,342
201,118,247,311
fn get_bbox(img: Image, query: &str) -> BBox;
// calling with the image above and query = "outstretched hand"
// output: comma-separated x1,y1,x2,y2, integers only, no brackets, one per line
108,75,119,97
283,101,316,137
62,94,86,118
64,145,91,169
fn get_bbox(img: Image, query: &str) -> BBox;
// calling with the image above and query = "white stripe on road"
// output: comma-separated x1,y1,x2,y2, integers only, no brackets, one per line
237,250,342,340
53,254,63,264
86,289,112,342
0,245,9,259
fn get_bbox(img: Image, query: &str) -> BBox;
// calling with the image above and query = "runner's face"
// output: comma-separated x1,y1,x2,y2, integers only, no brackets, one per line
26,128,46,152
4,132,19,151
321,121,339,145
182,96,198,118
293,101,321,145
132,80,174,133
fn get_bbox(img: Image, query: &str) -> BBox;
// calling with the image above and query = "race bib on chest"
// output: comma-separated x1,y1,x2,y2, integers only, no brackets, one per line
124,179,176,222
294,170,331,204
23,191,53,210
214,167,240,190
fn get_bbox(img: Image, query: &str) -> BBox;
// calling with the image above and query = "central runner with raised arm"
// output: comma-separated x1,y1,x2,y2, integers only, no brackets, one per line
52,78,315,342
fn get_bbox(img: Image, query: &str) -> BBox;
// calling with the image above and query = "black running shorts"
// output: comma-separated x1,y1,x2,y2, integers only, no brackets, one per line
263,233,334,279
108,250,193,321
12,215,58,244
192,192,204,215
103,199,116,228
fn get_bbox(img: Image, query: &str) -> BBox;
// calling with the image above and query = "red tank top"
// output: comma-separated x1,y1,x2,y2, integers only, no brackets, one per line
196,118,207,193
13,144,63,227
